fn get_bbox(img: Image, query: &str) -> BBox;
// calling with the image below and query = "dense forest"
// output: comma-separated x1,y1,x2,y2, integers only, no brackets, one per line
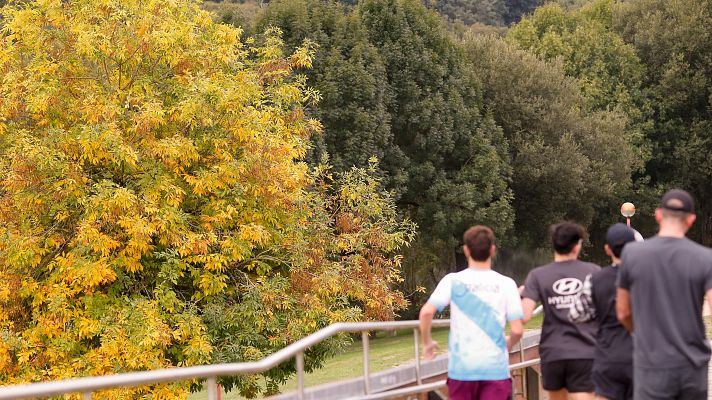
205,0,712,310
1,0,711,397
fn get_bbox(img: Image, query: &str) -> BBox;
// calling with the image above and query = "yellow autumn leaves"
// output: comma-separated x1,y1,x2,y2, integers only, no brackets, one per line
0,0,414,397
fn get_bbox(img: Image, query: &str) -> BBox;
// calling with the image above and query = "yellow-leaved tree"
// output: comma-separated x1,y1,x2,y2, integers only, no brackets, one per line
0,0,414,397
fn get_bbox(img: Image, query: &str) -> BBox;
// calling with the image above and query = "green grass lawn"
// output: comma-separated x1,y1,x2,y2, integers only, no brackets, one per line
189,314,544,399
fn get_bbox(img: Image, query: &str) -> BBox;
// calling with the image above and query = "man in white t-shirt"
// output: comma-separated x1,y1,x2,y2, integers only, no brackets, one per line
419,225,524,400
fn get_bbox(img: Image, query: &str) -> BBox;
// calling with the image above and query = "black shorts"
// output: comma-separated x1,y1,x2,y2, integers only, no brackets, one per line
634,365,707,400
541,359,594,393
592,362,632,400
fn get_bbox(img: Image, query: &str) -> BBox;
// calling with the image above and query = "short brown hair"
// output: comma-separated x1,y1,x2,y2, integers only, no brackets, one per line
464,225,495,262
550,222,587,254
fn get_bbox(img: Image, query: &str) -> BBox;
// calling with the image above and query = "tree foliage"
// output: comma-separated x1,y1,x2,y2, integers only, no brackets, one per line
426,0,547,26
614,0,712,243
256,0,396,175
251,0,515,317
357,0,513,242
7,0,712,393
464,35,639,246
508,0,644,114
0,0,414,396
433,0,508,26
257,0,514,304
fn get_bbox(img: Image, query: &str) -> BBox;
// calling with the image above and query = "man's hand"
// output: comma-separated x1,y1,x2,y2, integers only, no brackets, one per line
419,302,438,360
506,319,523,352
423,340,439,360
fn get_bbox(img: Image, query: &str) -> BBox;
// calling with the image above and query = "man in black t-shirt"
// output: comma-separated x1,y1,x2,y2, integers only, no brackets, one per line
569,223,637,400
617,189,712,399
521,222,600,400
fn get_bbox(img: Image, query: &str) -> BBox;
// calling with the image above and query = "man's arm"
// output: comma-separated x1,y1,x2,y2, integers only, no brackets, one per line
419,303,439,360
521,298,537,324
507,319,523,352
616,288,633,332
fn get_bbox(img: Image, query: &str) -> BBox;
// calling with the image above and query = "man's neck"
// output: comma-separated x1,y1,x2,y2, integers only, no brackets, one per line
467,259,492,270
658,224,687,238
554,253,578,262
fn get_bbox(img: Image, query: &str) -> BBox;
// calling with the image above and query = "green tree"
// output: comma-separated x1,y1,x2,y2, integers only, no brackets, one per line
424,0,551,26
256,0,398,176
0,0,414,396
357,0,513,244
258,0,514,312
260,0,513,257
503,0,543,24
506,0,656,248
202,1,261,37
464,35,640,246
508,0,645,114
433,0,508,26
614,0,712,243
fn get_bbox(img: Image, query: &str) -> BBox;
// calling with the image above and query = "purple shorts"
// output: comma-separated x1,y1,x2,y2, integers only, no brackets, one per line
447,378,512,400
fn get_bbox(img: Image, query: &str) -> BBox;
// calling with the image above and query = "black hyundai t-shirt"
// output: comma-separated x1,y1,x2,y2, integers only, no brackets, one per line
591,264,633,365
618,236,712,369
522,260,600,363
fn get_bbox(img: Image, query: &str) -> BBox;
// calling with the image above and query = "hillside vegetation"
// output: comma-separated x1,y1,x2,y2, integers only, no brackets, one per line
1,0,711,397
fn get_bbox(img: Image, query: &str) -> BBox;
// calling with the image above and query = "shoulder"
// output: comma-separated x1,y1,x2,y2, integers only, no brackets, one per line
581,261,601,272
622,240,647,255
493,272,518,288
527,263,552,277
591,265,608,278
436,272,456,285
681,239,712,267
591,265,614,280
684,238,712,254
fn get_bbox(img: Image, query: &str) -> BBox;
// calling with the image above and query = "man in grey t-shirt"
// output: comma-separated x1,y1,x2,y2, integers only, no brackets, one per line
617,189,712,399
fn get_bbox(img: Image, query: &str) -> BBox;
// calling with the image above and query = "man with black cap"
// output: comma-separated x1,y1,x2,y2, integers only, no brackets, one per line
617,189,712,399
568,223,638,399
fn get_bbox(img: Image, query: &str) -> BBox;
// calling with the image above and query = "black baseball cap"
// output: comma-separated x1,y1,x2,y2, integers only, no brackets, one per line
606,223,636,248
660,189,695,213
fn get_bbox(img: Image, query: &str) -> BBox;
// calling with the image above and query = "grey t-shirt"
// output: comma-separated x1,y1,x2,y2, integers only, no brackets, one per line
522,260,601,362
618,236,712,369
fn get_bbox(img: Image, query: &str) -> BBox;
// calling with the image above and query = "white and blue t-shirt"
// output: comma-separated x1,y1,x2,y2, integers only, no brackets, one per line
427,268,523,381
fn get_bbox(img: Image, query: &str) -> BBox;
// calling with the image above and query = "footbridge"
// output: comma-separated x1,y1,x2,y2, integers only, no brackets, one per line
0,319,544,400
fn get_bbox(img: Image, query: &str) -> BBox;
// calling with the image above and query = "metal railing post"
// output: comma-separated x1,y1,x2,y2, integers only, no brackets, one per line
296,352,305,400
413,328,422,385
520,342,527,399
207,377,217,400
362,331,371,394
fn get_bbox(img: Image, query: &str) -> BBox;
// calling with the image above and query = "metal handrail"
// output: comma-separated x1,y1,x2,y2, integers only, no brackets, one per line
0,311,543,400
0,320,451,399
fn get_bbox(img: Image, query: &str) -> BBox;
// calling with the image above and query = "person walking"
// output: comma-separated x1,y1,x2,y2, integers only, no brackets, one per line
521,222,599,400
617,189,712,399
419,225,523,400
568,223,638,399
